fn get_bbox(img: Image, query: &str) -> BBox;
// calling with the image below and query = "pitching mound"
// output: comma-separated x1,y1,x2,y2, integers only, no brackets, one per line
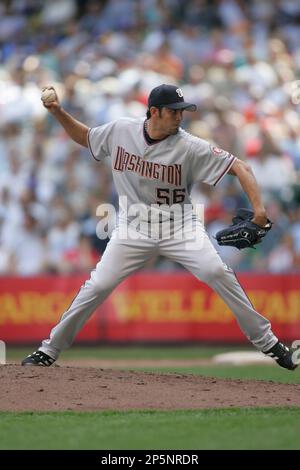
1,364,300,411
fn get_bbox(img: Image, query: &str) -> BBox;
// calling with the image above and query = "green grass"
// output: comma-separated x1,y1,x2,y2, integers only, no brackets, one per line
1,408,300,450
7,345,242,361
133,365,300,384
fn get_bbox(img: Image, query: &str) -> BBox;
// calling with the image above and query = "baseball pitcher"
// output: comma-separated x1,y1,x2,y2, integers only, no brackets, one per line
22,84,298,370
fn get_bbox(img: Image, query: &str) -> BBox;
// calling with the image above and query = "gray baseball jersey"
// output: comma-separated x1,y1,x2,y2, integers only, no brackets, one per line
37,116,278,361
87,117,236,223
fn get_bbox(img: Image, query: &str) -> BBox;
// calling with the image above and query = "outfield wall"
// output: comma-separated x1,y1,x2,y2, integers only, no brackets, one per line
0,274,299,344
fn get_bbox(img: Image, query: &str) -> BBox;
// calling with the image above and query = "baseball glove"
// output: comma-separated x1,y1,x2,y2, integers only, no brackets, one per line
215,208,272,250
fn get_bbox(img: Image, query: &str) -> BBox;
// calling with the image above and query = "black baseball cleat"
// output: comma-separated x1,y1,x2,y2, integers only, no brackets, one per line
21,351,55,367
263,342,298,371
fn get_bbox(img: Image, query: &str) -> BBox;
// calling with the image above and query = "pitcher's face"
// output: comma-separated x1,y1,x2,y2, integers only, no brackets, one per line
158,107,183,135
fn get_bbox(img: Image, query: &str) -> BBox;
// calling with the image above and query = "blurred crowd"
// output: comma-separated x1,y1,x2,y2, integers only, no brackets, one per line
1,0,300,276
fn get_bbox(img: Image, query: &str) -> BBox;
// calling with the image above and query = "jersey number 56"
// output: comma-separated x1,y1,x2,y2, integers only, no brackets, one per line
156,188,186,205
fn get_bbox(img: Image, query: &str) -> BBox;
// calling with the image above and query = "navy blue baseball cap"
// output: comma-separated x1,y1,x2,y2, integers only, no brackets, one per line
148,84,197,111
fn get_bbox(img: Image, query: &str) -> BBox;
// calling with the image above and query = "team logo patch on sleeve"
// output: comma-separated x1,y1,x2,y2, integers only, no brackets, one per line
212,146,226,156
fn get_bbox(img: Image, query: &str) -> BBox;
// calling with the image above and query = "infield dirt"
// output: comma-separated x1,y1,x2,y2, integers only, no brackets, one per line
1,363,300,411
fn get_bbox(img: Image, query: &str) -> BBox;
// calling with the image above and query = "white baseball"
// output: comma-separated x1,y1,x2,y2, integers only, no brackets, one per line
41,88,57,104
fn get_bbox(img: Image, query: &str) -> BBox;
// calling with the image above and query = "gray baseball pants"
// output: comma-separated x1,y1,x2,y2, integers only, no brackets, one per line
39,221,277,359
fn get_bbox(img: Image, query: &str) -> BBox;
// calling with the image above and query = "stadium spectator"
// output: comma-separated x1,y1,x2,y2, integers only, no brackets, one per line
0,0,300,274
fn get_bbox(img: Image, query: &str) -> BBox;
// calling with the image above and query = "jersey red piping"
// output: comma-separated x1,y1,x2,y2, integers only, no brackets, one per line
87,128,101,161
213,155,236,186
232,269,255,309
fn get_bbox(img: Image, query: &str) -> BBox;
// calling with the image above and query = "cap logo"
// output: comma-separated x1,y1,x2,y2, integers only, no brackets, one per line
176,88,183,98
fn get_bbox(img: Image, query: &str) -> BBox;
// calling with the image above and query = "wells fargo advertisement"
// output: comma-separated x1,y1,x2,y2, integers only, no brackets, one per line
0,274,299,343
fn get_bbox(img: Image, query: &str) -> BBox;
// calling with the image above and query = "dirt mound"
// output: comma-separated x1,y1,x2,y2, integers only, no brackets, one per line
1,364,300,411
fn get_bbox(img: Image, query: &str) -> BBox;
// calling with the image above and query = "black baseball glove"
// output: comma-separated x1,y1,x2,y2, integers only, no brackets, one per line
215,208,272,250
